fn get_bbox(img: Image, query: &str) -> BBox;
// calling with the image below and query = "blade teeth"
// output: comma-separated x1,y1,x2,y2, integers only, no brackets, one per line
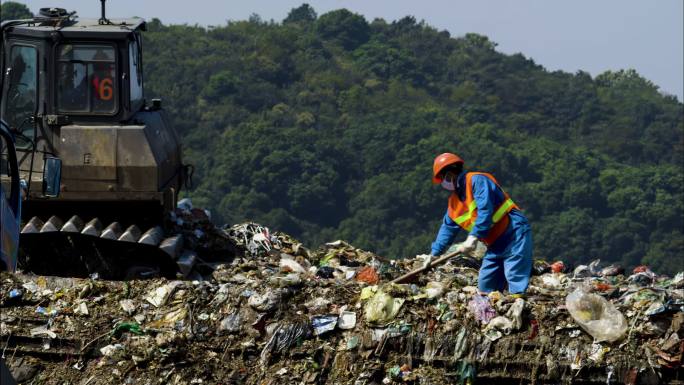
118,225,141,243
100,222,122,240
22,214,185,278
40,216,63,233
61,215,84,233
177,249,197,277
22,217,44,234
82,218,103,237
159,235,183,259
139,226,163,246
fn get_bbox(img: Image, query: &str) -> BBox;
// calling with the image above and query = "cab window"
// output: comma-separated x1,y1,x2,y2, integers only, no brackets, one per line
57,44,117,114
129,42,143,108
1,130,11,182
3,45,37,131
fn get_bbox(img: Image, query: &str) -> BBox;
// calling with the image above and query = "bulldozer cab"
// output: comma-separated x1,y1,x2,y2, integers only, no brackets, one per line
1,7,146,130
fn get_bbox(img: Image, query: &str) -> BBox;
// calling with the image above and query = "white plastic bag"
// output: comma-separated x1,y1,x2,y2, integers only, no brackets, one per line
505,298,525,331
424,281,445,299
279,257,307,274
565,286,627,342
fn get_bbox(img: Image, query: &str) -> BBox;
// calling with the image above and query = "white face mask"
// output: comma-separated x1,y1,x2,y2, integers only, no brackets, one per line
441,178,456,191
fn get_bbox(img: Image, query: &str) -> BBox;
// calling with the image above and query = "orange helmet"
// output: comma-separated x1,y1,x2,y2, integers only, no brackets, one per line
432,152,464,184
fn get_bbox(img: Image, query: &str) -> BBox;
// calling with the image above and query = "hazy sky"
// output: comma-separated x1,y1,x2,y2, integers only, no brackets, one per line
19,0,684,101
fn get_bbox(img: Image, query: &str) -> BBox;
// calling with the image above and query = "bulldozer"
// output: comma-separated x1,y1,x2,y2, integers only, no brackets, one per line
1,3,191,279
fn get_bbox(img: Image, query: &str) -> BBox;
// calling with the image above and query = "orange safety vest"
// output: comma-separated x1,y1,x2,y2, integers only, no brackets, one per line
447,172,519,246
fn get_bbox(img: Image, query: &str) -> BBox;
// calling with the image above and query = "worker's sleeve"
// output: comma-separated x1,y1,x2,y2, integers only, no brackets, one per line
431,211,460,256
470,174,498,239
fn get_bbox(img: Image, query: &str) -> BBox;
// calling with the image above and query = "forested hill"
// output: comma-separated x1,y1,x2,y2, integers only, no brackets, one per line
139,5,683,272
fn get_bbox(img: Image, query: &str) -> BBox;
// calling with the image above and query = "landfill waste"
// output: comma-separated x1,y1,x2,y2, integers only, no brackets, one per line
1,201,683,384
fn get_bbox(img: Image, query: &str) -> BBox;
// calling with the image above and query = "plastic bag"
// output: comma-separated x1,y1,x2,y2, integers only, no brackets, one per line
425,281,445,299
113,321,143,336
505,298,525,330
541,273,567,289
565,286,627,342
144,281,182,307
312,315,338,335
486,316,514,335
279,257,307,274
356,266,380,285
550,261,565,273
260,321,311,366
219,312,241,333
468,295,496,324
248,289,283,312
364,289,404,324
337,311,357,329
267,273,302,287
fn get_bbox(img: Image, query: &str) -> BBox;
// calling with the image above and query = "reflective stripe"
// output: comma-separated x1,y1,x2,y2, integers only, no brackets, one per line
454,211,470,225
492,198,515,223
454,201,477,225
454,197,513,226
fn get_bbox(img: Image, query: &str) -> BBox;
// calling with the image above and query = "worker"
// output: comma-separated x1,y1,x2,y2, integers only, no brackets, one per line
424,153,533,295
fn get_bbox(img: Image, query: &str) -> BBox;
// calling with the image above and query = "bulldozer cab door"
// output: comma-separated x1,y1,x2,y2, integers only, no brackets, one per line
1,42,38,136
0,120,21,272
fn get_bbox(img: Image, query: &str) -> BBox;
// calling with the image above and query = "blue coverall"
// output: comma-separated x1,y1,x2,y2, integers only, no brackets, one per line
431,172,533,294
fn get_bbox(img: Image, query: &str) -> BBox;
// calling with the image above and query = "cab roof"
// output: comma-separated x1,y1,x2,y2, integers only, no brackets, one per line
2,17,145,40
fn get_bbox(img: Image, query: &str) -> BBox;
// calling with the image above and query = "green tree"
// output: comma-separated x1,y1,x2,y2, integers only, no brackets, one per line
284,4,317,25
315,9,370,50
0,1,32,21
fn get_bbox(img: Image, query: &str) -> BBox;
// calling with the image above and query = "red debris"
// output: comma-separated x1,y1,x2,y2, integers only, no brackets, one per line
528,319,539,340
594,282,612,292
356,266,379,285
550,261,565,273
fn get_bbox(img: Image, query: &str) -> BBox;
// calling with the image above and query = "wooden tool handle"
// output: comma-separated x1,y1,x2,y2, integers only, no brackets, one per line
391,250,462,284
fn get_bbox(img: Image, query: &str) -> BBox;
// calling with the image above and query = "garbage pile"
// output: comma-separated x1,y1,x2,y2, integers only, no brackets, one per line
1,220,683,384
